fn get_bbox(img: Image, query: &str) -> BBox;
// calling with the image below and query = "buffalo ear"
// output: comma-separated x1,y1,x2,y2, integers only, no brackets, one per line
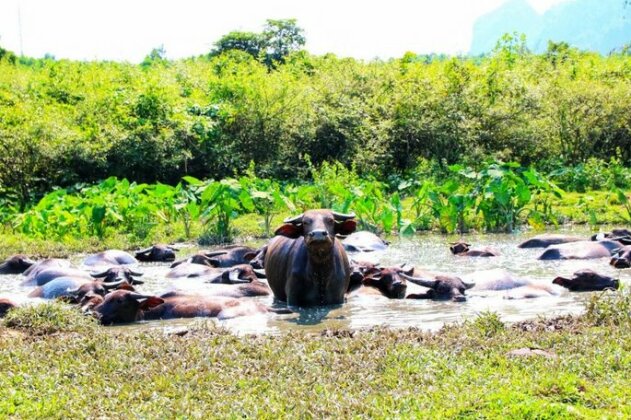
275,223,303,238
139,296,164,310
335,220,357,235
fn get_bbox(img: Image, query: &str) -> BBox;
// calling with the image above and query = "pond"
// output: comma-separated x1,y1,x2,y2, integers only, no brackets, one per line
1,227,629,335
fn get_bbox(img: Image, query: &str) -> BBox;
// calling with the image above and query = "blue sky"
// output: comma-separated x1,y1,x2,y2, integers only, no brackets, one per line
0,0,569,62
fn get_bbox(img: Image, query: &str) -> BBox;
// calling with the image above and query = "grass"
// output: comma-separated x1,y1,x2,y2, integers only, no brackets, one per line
1,190,629,260
1,292,631,417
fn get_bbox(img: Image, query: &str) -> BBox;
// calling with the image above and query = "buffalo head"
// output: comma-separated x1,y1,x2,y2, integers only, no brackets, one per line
275,210,356,259
553,269,619,291
0,254,36,275
92,290,164,325
135,244,177,262
403,273,475,302
449,241,471,255
90,266,144,285
610,246,631,269
362,265,411,299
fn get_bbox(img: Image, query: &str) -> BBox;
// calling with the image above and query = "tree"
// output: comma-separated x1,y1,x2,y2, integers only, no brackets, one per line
0,45,16,64
262,19,306,65
141,45,167,68
210,31,264,59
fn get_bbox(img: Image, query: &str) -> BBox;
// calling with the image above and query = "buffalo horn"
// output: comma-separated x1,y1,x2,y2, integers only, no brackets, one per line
90,270,109,278
400,273,438,289
283,214,304,224
462,280,476,289
135,247,152,255
332,211,356,221
129,270,144,277
253,268,267,279
203,250,229,258
102,280,127,289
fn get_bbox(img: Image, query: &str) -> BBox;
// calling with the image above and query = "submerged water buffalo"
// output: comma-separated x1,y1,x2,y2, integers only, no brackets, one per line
83,250,138,266
0,254,36,274
610,246,631,269
265,209,357,306
553,269,619,291
169,266,271,298
403,271,475,302
449,241,499,257
357,266,411,299
22,267,92,287
592,228,631,244
518,234,584,248
22,258,72,278
348,260,380,293
28,277,128,299
91,290,280,325
538,240,622,260
135,244,177,262
342,231,388,253
22,266,142,287
170,246,258,269
167,262,261,281
463,269,559,299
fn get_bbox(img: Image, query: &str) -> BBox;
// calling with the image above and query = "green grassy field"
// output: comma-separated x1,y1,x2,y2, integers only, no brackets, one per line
1,291,631,418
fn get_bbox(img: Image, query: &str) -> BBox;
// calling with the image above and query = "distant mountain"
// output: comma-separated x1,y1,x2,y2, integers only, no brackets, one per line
470,0,631,55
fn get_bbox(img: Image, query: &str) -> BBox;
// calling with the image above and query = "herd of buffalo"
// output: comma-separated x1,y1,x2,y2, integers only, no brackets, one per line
0,209,629,326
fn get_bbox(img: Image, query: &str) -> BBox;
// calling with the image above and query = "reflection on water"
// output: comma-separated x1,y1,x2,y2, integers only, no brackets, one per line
1,227,629,334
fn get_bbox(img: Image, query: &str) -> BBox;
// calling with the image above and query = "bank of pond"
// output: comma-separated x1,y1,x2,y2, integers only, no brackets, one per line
1,213,629,334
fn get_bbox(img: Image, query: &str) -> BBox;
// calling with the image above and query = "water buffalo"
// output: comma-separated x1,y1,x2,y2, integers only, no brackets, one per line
90,266,144,285
91,290,279,325
265,209,357,306
449,241,499,257
358,266,410,299
22,267,92,287
170,266,271,298
592,228,631,244
348,260,380,293
22,258,72,278
83,250,138,266
0,254,36,274
553,269,619,291
538,240,622,260
610,246,631,269
28,277,130,299
463,269,559,299
22,266,143,287
170,246,258,269
135,244,177,262
518,234,584,248
403,272,475,302
342,231,388,252
0,298,16,317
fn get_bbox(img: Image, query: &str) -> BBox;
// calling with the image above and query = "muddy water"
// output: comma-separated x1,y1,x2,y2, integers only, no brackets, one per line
1,228,629,334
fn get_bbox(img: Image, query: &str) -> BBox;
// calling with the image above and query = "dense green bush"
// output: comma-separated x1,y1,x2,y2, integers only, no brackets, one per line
0,37,630,208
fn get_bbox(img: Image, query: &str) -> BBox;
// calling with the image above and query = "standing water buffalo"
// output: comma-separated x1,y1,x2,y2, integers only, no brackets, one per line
518,234,584,248
553,269,619,291
449,241,499,257
342,231,388,253
0,255,36,274
83,250,138,266
265,210,357,306
135,245,177,262
538,240,622,260
610,246,631,269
